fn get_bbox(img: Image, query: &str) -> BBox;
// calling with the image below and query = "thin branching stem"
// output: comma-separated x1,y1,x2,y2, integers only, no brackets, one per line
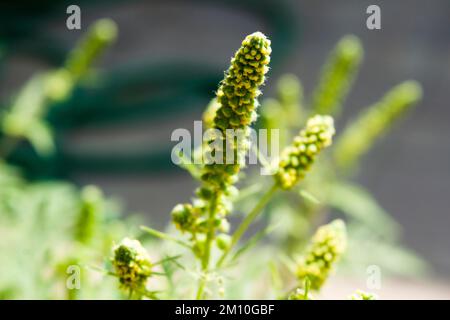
216,183,278,268
196,192,219,299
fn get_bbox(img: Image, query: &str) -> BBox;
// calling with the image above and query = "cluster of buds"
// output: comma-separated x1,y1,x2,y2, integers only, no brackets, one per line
213,32,271,131
111,238,152,294
275,115,335,189
311,35,363,115
172,200,229,234
295,220,347,291
202,32,271,188
65,18,118,82
171,32,271,252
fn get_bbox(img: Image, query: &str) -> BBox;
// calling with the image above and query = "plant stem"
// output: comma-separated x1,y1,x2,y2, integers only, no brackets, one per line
216,183,278,268
196,192,219,299
196,275,206,300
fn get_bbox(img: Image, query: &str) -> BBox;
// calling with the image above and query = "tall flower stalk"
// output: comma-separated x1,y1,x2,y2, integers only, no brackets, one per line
294,219,347,291
168,32,272,298
128,32,417,300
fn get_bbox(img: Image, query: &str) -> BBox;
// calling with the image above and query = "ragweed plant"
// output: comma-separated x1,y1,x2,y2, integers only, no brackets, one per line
138,32,345,300
168,32,272,299
1,21,422,300
310,35,363,116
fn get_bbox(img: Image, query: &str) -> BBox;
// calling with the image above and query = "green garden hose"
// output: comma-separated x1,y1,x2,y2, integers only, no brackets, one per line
0,0,299,179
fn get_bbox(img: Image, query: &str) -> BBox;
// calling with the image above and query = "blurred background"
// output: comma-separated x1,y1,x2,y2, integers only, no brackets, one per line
0,0,449,298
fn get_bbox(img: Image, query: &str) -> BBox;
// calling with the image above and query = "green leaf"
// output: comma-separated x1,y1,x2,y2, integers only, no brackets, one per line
328,182,400,240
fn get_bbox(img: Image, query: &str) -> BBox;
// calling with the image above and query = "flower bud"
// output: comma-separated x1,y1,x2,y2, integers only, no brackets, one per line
295,220,347,290
171,204,196,232
111,238,152,292
216,234,231,251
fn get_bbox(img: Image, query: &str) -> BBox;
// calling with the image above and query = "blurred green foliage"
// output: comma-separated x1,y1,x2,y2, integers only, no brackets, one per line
0,19,117,159
0,19,132,299
0,161,135,299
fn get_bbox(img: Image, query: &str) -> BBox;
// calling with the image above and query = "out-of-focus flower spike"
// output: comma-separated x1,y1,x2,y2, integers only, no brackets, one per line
333,81,422,171
311,35,363,116
64,18,118,81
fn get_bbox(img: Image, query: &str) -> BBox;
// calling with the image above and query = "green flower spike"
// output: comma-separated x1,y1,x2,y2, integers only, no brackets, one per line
65,18,118,82
311,35,363,116
176,33,271,299
275,115,335,190
1,19,117,156
349,290,378,300
295,219,347,291
172,32,271,240
334,81,422,170
112,238,152,295
202,31,271,188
